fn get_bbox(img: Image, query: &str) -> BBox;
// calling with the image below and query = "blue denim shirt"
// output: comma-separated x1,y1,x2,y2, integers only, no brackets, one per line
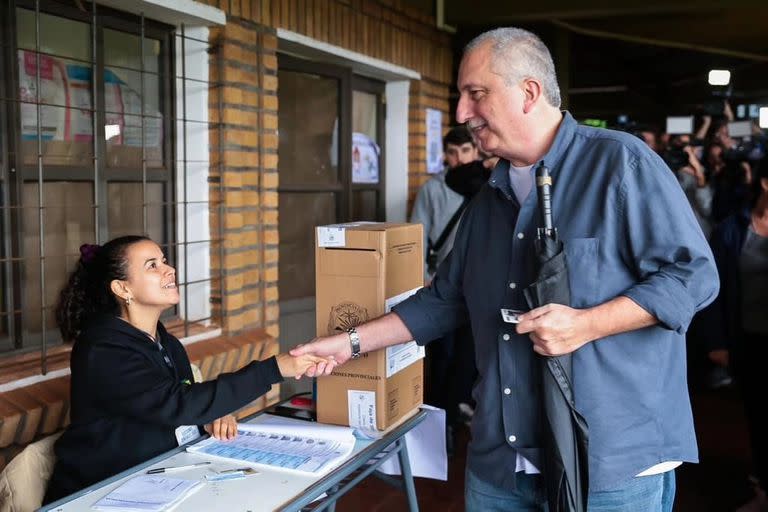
394,112,719,492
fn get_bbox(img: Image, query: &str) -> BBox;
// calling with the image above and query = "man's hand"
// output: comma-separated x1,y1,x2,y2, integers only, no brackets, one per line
204,414,238,440
290,333,351,377
290,313,415,377
515,303,593,356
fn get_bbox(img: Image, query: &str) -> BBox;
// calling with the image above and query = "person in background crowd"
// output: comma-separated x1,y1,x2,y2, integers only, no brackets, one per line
702,163,768,512
663,134,713,238
636,126,659,153
411,125,480,283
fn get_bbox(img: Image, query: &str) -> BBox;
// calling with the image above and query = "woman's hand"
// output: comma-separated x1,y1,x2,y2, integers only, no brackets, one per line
204,414,238,440
276,352,334,379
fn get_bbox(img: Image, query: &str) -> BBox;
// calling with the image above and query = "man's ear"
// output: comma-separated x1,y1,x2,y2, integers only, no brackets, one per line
522,78,543,114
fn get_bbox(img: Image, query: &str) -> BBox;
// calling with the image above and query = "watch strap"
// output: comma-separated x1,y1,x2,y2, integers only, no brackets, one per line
347,327,361,359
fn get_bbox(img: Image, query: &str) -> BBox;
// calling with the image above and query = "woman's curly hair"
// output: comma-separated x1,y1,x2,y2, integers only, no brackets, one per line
55,236,149,342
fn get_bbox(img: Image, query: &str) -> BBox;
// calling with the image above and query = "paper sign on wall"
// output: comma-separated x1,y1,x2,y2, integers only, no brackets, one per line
426,108,443,174
352,132,380,184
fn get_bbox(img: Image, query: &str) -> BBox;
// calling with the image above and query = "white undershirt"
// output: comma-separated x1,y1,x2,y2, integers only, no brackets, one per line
515,457,681,477
507,162,682,478
508,164,534,204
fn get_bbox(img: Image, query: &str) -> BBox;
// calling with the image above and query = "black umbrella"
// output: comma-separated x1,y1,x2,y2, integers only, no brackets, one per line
523,161,589,512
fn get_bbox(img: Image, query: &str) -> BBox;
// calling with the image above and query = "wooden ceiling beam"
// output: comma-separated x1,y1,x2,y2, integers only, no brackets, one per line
445,0,753,24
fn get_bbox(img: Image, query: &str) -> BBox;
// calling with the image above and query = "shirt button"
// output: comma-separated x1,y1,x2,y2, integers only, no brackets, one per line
508,435,517,443
502,334,510,341
517,232,525,239
504,388,511,395
508,282,516,289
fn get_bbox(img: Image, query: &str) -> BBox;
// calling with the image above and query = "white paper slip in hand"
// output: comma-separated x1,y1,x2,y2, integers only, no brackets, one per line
501,308,524,324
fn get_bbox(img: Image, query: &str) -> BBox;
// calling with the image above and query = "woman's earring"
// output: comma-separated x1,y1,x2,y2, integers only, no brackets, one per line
125,296,132,306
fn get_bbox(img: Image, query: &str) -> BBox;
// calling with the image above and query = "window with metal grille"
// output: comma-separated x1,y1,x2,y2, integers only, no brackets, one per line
0,0,222,374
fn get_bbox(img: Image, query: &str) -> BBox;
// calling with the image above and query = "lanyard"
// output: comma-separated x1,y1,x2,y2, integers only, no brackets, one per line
156,338,177,378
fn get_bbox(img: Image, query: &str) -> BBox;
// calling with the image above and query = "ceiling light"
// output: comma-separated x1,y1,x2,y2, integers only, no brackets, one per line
708,69,731,86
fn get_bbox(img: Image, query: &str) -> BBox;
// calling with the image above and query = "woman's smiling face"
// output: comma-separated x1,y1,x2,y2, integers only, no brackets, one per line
118,240,179,310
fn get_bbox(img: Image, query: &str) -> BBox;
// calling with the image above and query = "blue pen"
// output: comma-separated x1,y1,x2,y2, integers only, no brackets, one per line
146,461,211,474
205,467,259,481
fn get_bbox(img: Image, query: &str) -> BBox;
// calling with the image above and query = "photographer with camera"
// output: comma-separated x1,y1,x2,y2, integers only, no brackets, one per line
663,133,714,238
708,122,766,224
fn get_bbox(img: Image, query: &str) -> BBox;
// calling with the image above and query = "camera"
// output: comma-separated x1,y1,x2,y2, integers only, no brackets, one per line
724,140,764,163
701,101,725,117
663,147,689,171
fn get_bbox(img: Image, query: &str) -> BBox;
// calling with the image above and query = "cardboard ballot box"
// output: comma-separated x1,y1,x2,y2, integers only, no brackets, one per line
315,222,424,431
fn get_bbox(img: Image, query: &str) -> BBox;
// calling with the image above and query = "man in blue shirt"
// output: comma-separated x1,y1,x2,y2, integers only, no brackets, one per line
293,27,719,511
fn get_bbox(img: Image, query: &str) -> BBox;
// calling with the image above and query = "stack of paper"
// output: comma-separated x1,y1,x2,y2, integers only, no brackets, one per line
92,475,204,511
187,419,355,476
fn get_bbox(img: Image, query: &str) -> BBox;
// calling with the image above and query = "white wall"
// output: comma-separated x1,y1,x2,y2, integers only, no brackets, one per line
174,27,211,324
385,80,411,222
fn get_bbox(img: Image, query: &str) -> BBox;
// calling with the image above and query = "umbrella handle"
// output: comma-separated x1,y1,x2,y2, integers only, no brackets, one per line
536,162,556,239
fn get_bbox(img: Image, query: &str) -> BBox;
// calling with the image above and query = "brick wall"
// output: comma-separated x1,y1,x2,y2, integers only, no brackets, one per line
208,19,280,338
408,78,452,207
199,0,453,83
199,0,454,338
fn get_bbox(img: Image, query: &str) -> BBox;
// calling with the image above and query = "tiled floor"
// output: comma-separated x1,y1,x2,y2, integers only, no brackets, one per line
336,385,755,512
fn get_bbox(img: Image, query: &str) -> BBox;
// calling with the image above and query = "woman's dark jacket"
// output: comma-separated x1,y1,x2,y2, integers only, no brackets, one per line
44,315,282,503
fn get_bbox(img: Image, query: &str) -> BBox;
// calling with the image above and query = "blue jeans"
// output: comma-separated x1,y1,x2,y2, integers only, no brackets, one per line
465,469,676,512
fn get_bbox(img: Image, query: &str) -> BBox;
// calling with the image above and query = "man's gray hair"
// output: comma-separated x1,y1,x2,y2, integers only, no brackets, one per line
465,27,561,108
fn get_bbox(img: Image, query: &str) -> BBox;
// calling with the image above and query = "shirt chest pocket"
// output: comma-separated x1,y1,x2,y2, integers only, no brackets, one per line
564,238,599,308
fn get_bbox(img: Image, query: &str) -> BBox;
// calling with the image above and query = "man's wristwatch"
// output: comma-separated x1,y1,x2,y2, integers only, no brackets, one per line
347,327,361,359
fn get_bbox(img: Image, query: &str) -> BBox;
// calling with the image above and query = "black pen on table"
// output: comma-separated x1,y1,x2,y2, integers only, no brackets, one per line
146,461,211,474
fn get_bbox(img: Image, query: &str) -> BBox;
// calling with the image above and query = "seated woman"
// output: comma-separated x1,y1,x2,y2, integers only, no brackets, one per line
44,235,325,504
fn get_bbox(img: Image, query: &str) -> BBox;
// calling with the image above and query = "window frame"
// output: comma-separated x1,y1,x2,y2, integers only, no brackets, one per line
350,74,386,221
0,0,11,352
276,54,387,222
0,0,177,356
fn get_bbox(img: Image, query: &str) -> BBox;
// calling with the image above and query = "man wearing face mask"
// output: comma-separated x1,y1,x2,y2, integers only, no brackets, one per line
411,125,482,282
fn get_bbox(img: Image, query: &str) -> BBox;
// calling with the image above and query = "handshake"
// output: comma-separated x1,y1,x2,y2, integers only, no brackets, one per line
273,313,412,379
275,331,353,379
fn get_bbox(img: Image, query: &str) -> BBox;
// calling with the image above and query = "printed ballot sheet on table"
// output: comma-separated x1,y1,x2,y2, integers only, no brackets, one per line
186,416,356,476
91,475,204,512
